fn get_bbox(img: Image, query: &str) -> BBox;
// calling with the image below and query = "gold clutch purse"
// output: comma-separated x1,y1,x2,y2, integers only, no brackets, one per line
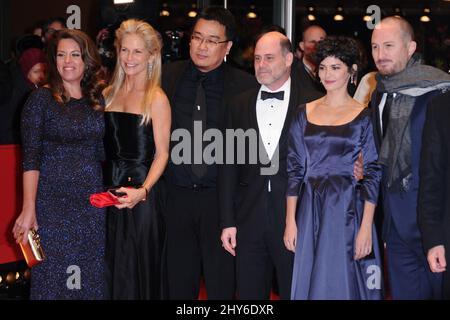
19,229,45,268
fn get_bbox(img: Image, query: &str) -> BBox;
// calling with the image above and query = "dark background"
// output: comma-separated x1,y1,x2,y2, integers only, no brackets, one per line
0,0,449,72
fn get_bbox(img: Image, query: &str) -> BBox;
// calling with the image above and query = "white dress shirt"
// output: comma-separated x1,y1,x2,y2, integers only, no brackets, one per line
378,92,397,136
256,77,291,160
256,77,291,192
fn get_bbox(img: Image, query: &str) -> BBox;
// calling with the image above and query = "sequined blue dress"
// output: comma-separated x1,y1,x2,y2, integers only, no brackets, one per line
287,105,383,300
21,88,105,299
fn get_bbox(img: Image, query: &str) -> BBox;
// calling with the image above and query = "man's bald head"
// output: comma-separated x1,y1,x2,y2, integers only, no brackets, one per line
300,25,327,66
302,25,327,41
377,16,414,43
255,30,292,55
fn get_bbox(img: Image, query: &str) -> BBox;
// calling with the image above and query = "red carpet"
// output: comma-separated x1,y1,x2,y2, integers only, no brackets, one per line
0,144,24,264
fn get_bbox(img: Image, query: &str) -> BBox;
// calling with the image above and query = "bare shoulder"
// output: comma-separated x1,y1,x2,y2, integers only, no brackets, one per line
102,85,112,97
306,97,324,113
150,87,171,114
153,87,169,105
349,98,366,112
347,99,370,123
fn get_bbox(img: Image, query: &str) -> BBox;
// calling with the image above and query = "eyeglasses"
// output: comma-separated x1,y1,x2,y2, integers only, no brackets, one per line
191,35,229,48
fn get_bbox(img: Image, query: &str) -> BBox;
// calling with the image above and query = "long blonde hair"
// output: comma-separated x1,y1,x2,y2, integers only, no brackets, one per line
104,19,162,124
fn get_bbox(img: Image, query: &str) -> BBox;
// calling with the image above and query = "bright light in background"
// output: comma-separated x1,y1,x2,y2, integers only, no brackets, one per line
307,6,316,21
160,3,170,17
247,4,257,19
114,0,134,4
160,10,170,17
334,6,344,21
187,4,198,18
420,7,431,22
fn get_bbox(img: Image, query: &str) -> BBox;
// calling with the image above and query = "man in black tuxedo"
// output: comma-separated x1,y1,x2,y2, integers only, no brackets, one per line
418,90,450,299
161,7,257,299
219,31,315,299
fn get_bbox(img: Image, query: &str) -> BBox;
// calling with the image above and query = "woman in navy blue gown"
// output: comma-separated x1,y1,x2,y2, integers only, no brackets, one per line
13,29,106,299
284,37,383,299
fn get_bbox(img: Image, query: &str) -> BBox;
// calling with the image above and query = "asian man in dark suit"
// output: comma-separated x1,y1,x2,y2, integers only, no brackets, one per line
161,6,257,299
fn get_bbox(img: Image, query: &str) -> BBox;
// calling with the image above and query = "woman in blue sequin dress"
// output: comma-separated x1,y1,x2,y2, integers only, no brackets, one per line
13,29,107,299
285,37,383,300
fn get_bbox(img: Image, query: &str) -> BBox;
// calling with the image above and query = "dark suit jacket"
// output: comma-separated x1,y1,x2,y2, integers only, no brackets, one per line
370,88,442,244
219,78,316,230
291,59,325,102
418,90,450,253
162,60,258,132
161,60,258,187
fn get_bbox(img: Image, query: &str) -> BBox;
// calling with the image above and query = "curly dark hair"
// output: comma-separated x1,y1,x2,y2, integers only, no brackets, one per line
47,29,106,111
313,36,360,73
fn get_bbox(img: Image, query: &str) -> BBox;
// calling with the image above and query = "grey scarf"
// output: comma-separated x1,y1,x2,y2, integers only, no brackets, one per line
376,54,450,192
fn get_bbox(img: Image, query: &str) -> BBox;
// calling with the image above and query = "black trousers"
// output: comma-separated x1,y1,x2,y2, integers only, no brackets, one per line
165,183,235,299
235,192,294,300
444,271,450,300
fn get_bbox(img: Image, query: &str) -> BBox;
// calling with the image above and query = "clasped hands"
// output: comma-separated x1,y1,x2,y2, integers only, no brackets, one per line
109,186,147,209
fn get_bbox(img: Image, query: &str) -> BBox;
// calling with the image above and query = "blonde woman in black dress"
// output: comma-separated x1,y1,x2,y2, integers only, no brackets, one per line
103,19,171,299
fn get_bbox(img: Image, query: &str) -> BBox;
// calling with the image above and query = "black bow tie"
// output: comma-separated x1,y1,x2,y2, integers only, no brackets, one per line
261,90,284,101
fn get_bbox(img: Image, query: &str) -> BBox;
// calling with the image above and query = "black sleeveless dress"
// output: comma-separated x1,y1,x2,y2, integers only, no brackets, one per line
104,112,166,299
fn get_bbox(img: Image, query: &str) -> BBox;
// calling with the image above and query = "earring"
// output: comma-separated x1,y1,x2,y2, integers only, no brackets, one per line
351,74,356,85
148,63,153,76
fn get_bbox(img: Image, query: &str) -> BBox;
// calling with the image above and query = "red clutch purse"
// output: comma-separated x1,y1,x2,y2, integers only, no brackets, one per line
89,191,121,208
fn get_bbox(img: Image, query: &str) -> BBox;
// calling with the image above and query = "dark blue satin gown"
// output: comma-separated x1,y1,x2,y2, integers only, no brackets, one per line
287,105,383,300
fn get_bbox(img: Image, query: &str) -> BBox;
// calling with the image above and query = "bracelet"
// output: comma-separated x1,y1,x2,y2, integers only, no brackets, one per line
140,185,149,201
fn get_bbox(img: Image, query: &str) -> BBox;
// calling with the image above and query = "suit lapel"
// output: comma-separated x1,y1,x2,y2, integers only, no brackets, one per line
249,87,260,134
371,90,383,144
219,64,233,128
278,80,299,147
248,86,269,168
167,61,189,101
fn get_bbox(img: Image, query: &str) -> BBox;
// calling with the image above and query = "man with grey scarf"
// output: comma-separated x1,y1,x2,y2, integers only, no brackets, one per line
370,16,450,299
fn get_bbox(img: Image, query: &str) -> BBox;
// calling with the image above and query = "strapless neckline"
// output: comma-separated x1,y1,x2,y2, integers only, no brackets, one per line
105,111,143,117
